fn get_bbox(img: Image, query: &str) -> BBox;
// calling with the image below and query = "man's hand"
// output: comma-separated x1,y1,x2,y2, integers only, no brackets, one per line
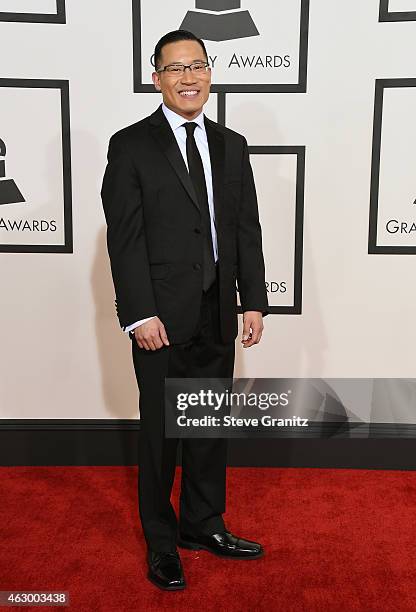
133,316,169,351
241,311,264,348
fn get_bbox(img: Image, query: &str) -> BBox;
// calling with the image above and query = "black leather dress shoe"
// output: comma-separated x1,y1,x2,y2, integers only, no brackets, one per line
177,531,264,559
147,550,186,590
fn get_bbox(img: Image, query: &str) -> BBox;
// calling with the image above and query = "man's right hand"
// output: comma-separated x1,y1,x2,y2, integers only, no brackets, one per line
133,317,170,351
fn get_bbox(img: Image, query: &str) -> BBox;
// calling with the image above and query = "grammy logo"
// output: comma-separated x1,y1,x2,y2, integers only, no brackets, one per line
0,138,25,205
179,0,259,42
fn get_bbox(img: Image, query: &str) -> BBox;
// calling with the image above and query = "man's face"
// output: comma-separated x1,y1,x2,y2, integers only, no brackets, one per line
152,40,211,120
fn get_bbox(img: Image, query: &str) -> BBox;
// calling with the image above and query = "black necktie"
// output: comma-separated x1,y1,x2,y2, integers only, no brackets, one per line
183,122,216,292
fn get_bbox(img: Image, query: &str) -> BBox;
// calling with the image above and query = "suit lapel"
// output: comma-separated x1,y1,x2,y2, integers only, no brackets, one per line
149,105,200,212
148,104,226,224
204,115,225,229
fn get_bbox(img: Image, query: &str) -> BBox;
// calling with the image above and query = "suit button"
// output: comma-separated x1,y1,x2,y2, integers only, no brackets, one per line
194,227,201,234
193,263,201,271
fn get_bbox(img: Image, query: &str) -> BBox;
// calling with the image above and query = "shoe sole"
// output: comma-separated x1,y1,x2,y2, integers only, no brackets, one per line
177,538,264,559
147,572,186,591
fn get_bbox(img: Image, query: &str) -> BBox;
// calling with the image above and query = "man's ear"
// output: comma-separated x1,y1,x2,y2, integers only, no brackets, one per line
152,72,161,91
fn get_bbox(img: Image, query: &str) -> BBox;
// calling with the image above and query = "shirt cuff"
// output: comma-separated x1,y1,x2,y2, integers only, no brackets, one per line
124,316,156,333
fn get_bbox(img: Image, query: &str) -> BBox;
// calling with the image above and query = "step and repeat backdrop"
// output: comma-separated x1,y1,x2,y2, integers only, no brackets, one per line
0,0,415,428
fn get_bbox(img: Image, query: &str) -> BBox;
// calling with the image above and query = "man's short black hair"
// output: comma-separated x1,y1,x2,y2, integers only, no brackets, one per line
154,30,208,70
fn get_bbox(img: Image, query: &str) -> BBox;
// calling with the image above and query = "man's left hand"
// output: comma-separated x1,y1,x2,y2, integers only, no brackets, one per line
241,311,264,348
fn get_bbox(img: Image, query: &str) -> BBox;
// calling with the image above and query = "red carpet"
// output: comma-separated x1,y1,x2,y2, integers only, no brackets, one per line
1,466,416,611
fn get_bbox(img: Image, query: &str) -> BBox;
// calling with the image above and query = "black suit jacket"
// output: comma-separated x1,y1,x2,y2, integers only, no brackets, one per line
101,104,269,344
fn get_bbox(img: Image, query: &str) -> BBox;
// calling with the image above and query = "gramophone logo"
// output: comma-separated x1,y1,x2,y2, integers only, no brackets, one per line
133,0,309,93
0,138,25,205
179,0,259,41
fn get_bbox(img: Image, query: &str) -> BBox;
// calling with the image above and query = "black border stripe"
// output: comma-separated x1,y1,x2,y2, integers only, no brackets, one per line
368,79,383,253
1,423,416,468
217,91,226,126
2,419,415,436
298,0,310,89
131,0,141,89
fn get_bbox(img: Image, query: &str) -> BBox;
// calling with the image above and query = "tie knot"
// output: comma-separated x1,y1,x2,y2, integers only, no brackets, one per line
183,122,197,137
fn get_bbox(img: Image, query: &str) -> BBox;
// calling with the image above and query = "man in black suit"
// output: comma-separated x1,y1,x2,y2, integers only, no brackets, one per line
101,30,269,591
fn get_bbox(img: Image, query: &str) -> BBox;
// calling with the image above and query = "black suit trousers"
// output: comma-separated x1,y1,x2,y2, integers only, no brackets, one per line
131,271,235,552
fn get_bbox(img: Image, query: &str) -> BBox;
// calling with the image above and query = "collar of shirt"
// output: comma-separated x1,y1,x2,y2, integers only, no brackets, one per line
162,102,205,135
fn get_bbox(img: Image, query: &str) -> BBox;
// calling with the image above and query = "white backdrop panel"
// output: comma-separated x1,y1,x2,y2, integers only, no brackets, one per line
377,86,416,247
388,0,416,11
0,0,57,12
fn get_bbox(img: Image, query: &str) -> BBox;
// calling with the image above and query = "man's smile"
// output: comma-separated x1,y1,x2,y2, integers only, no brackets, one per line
178,89,200,99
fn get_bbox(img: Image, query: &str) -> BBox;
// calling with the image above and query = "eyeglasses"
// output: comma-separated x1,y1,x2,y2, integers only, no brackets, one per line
156,61,211,75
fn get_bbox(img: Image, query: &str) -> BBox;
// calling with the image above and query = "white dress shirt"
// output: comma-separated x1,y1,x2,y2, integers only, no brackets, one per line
124,102,218,334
